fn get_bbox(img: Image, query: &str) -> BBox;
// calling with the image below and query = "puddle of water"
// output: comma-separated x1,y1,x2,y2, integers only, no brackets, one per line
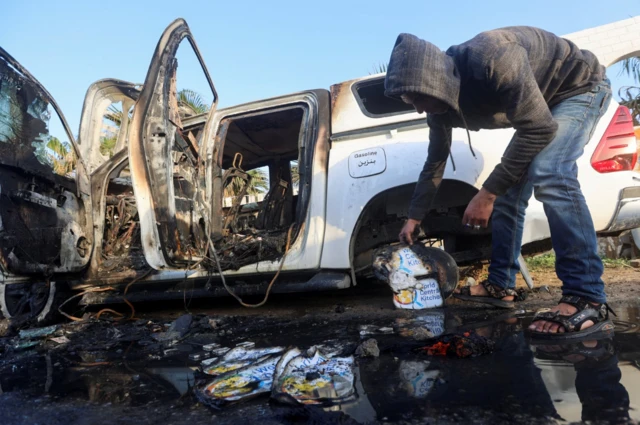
1,304,640,424
346,305,640,424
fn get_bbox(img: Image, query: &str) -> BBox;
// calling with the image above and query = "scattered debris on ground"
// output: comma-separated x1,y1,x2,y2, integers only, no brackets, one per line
355,338,380,357
18,325,58,339
197,352,282,407
50,336,70,345
400,326,435,341
196,344,356,408
151,313,193,342
272,347,355,405
202,346,285,376
358,324,394,336
420,331,495,358
1,267,639,424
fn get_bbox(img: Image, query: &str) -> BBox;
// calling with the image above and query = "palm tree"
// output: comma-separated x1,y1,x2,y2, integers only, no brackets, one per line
290,161,300,185
104,89,209,128
621,57,640,82
246,169,269,194
177,89,210,117
369,62,388,75
104,103,131,128
101,89,209,157
619,57,640,125
100,103,126,158
224,168,269,198
46,137,76,176
99,135,118,158
618,86,640,125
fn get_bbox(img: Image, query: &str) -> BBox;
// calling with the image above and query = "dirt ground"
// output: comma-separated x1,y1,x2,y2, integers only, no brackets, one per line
0,266,638,425
513,265,640,305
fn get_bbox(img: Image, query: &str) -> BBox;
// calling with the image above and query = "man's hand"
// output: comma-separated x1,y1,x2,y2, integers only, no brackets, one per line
462,188,497,228
399,218,421,245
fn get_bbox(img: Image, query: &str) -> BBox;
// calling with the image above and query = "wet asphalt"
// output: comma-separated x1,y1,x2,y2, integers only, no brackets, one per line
0,283,639,425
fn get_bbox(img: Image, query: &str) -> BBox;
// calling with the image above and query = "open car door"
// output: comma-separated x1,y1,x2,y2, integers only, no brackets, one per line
0,48,94,277
128,19,218,270
76,79,142,279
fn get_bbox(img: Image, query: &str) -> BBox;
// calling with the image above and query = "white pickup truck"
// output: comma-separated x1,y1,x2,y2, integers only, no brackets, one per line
1,18,639,321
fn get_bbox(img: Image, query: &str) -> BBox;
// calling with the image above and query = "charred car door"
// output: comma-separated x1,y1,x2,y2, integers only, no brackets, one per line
76,79,144,279
0,48,93,277
128,19,218,270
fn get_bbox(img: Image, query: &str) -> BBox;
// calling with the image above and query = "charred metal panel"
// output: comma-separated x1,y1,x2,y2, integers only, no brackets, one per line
0,48,92,276
330,76,422,136
78,271,350,305
77,79,140,174
85,150,149,280
78,80,145,279
128,18,218,270
203,90,330,274
0,170,90,275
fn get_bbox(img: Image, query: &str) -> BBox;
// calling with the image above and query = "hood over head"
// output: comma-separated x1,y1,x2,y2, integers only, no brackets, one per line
384,33,460,113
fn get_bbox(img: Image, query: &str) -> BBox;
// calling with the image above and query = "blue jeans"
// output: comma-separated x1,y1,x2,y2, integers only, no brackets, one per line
488,78,612,304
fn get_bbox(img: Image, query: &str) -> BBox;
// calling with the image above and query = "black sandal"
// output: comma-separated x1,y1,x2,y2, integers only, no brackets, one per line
531,338,615,368
528,295,616,341
453,280,526,309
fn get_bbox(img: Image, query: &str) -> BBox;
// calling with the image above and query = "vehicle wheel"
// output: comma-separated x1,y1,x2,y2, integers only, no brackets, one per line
0,281,64,324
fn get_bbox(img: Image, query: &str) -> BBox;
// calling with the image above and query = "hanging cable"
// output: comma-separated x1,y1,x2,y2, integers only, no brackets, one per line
207,224,295,308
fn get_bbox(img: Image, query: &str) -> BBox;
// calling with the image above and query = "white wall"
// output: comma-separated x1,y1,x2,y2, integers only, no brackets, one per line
563,16,640,66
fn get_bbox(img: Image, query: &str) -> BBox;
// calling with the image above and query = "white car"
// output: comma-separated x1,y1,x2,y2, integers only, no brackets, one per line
0,18,638,321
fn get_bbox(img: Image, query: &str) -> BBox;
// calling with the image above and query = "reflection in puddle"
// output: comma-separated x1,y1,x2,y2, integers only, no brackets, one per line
146,367,196,396
1,304,640,423
398,360,440,398
532,338,633,423
326,367,377,424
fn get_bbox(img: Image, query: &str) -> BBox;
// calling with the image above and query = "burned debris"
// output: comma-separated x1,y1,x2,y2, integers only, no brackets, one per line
90,79,307,279
213,231,290,271
208,106,306,272
100,182,146,272
419,331,495,358
0,298,517,420
373,244,459,310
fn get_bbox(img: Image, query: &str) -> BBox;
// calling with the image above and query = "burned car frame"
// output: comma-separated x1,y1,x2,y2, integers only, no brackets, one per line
2,17,640,322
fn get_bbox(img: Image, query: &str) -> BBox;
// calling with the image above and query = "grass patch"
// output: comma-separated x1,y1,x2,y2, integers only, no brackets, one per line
602,258,632,268
525,253,556,270
525,253,630,270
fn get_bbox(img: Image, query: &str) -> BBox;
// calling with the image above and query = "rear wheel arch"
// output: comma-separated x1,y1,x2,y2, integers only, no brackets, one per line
348,179,482,277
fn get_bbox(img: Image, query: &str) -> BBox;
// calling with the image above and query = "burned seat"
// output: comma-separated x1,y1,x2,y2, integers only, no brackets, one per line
255,160,294,230
221,153,251,234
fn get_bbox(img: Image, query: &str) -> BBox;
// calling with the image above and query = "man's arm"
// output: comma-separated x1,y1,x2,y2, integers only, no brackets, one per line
408,114,452,220
400,114,451,244
482,44,559,196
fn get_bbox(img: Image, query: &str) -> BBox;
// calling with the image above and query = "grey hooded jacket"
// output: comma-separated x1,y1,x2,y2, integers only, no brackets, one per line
384,27,605,220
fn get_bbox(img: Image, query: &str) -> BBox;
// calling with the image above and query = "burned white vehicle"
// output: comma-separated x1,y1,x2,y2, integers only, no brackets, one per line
1,18,639,321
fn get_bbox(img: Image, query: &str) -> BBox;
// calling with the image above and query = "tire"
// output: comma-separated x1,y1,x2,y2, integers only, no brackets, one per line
0,281,67,324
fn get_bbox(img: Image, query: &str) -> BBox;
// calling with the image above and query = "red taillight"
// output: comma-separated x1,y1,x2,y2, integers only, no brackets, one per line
591,106,638,173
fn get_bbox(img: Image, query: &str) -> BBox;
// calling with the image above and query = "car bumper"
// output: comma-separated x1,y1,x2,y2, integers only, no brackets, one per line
605,187,640,232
